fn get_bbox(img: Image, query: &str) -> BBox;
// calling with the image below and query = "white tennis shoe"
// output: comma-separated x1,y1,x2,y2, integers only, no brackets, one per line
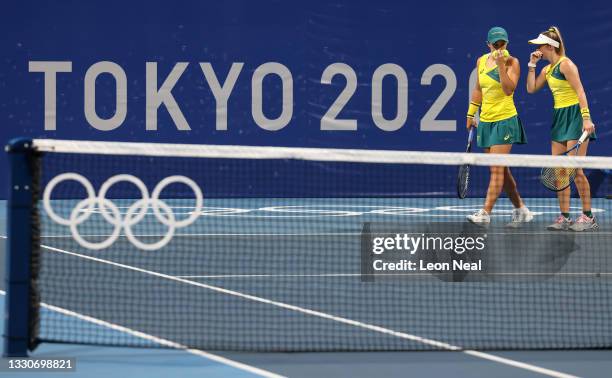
569,214,598,232
546,215,573,231
505,206,533,228
467,209,490,225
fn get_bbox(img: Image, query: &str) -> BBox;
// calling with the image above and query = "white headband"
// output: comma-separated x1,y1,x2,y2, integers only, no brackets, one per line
528,34,560,48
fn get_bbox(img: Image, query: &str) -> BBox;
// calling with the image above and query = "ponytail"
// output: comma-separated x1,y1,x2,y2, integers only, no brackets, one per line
543,26,566,56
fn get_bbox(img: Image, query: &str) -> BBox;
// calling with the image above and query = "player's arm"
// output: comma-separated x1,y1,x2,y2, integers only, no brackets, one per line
562,59,595,134
526,51,547,93
467,57,482,130
496,52,519,95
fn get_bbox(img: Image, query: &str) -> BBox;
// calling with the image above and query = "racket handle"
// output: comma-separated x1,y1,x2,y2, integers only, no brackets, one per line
578,130,589,144
468,127,474,142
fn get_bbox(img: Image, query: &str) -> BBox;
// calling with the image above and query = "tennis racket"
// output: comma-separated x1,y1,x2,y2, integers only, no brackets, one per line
540,130,590,192
456,127,475,199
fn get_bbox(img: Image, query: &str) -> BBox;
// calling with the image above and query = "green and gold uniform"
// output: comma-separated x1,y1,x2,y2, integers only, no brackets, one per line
477,53,527,148
545,56,596,142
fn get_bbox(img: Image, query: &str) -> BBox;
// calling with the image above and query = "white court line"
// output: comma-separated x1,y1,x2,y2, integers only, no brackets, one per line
176,272,612,279
40,232,363,238
35,242,577,378
41,213,605,219
0,288,283,378
38,231,612,238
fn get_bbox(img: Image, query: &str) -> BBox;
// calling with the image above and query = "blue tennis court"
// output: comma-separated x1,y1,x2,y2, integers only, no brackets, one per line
3,139,612,378
4,194,612,377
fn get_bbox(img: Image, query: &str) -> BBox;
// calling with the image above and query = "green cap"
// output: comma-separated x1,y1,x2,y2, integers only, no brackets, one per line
487,27,509,44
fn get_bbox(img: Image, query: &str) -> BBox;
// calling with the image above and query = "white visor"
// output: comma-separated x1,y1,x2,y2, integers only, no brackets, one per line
528,34,560,48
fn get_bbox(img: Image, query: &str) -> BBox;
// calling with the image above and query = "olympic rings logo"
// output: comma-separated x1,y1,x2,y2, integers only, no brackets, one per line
43,173,203,251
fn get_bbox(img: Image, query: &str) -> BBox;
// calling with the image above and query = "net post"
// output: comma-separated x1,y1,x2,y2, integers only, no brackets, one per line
3,137,38,357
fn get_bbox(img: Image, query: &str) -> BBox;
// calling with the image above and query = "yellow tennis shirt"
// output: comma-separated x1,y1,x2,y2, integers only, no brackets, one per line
545,57,580,109
478,53,518,122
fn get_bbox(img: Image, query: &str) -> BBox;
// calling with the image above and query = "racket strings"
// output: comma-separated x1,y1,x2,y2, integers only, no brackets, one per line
457,164,470,198
540,166,577,191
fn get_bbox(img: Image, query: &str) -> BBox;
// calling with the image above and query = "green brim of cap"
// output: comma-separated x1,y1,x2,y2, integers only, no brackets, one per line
488,36,509,43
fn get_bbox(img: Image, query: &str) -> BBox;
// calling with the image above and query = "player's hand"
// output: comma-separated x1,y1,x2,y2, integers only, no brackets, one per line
466,117,477,130
493,49,508,65
530,51,543,65
583,119,595,135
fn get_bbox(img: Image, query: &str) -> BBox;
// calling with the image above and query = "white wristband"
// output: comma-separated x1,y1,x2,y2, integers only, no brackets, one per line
528,62,537,68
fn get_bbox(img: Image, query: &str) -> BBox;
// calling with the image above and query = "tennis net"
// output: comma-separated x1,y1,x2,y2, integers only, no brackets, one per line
4,138,612,354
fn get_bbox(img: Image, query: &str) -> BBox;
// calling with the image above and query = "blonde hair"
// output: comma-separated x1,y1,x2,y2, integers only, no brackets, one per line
543,26,566,56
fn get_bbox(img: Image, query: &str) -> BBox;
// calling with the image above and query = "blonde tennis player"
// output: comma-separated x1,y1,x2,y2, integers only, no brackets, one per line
466,27,532,226
527,26,598,232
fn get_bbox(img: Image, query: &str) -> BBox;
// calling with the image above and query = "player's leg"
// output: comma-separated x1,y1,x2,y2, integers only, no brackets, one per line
547,141,573,230
571,139,592,211
467,145,509,224
569,138,598,231
501,160,534,226
484,144,512,213
503,167,521,207
503,166,533,224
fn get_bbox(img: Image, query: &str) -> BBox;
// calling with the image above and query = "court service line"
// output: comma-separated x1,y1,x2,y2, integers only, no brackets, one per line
40,243,577,378
0,288,284,378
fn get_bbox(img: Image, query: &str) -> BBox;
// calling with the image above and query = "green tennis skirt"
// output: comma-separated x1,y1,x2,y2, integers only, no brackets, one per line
551,104,597,142
477,115,527,148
